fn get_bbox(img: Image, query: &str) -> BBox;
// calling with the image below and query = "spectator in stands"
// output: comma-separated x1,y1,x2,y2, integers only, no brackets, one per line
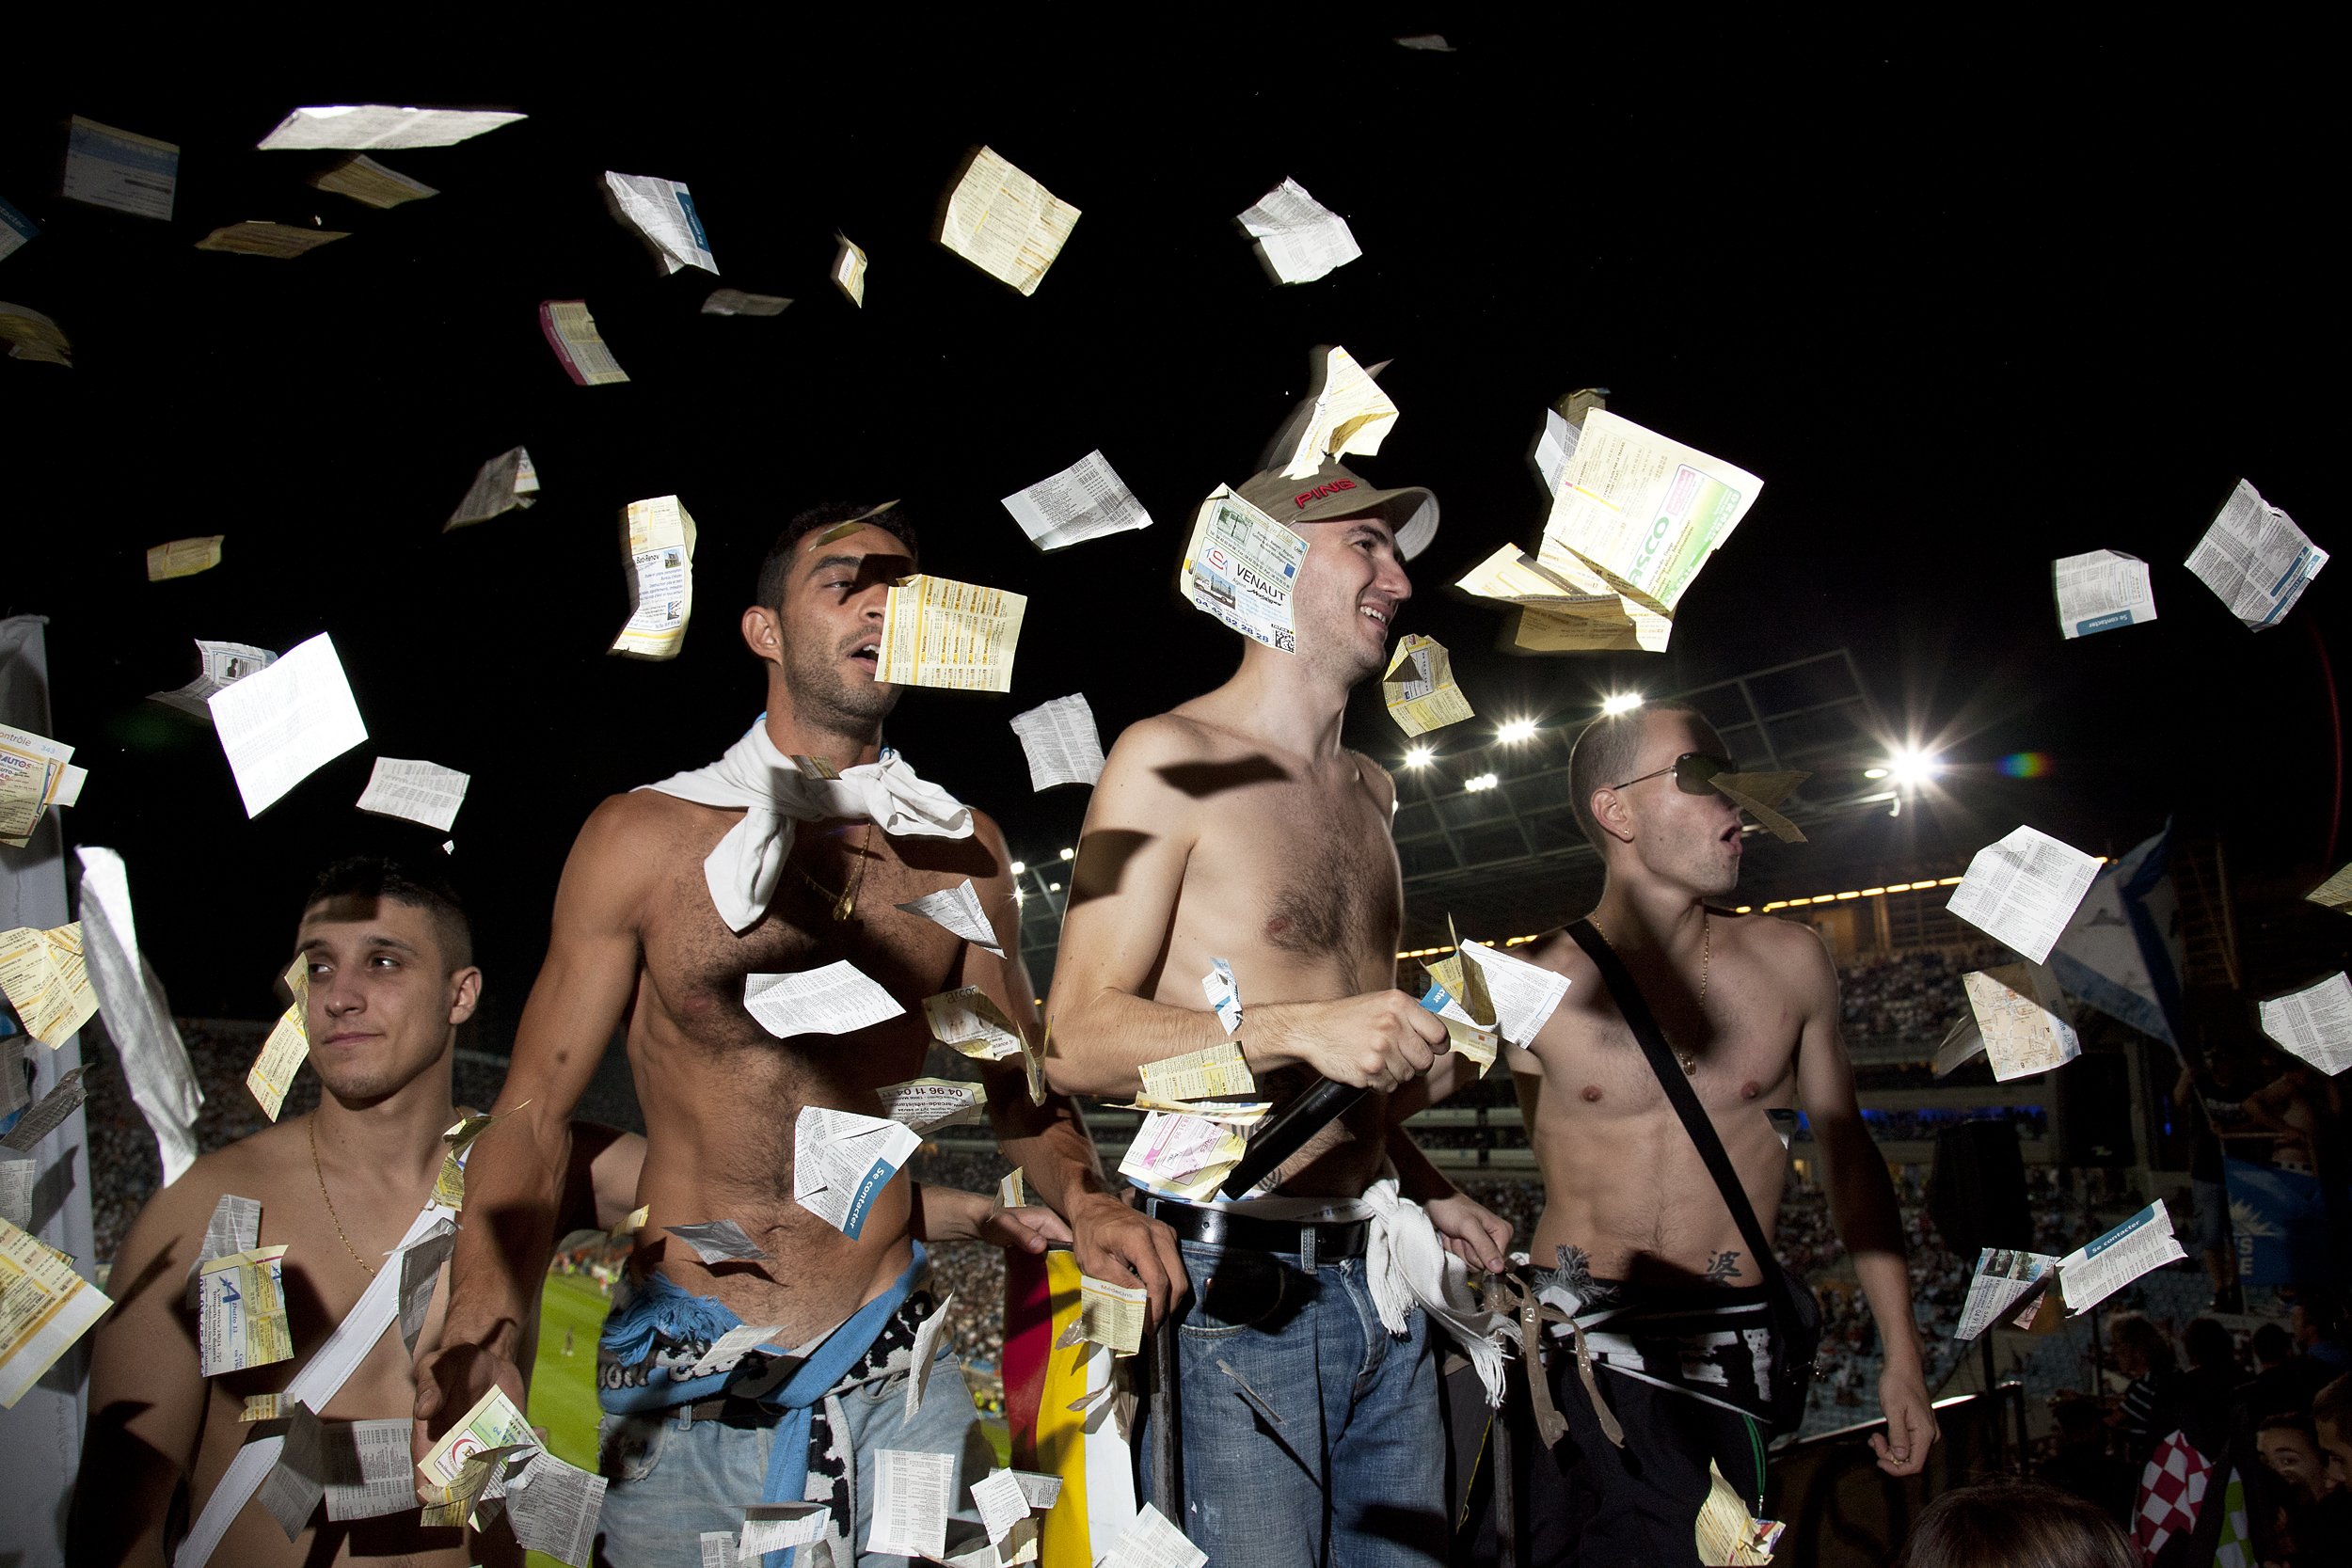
2038,1395,2135,1520
2290,1288,2352,1377
2315,1375,2352,1484
1888,1478,2135,1568
2243,1322,2330,1429
2256,1411,2350,1563
2105,1311,2182,1470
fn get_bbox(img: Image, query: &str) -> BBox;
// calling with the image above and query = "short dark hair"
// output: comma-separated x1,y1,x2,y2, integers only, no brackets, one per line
1891,1480,2135,1568
1564,700,1727,849
2184,1316,2233,1370
2107,1311,2176,1376
2253,1323,2295,1364
2257,1409,2318,1443
754,500,921,611
304,856,473,971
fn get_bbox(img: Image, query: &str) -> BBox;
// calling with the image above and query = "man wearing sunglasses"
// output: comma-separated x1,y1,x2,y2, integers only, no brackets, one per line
1495,700,1935,1564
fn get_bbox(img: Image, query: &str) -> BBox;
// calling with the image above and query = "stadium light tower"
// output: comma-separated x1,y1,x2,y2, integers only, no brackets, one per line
1887,747,1944,789
1403,745,1434,768
1497,718,1538,743
1600,692,1644,717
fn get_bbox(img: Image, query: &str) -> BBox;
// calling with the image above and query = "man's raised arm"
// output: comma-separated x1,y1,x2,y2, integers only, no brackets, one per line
414,797,648,1457
1045,718,1444,1099
1792,930,1939,1478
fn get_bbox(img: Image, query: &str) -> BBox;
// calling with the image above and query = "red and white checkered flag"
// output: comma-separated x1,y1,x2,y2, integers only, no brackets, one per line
2135,1428,2210,1562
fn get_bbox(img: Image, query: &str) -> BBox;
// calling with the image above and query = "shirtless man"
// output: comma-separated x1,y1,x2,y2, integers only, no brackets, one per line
1046,461,1512,1568
72,856,642,1568
1490,701,1936,1563
419,501,1177,1568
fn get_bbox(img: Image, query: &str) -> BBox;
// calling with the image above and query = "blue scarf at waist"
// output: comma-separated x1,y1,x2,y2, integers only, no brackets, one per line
598,1243,926,1567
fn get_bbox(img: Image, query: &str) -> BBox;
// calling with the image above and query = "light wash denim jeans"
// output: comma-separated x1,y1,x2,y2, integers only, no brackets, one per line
594,1339,989,1568
1141,1238,1449,1567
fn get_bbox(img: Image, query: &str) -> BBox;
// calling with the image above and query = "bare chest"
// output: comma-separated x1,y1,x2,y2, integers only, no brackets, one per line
1538,983,1799,1122
1173,771,1401,989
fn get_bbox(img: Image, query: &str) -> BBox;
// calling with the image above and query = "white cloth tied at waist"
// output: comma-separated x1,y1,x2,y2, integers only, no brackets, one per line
1361,1176,1511,1405
637,722,973,932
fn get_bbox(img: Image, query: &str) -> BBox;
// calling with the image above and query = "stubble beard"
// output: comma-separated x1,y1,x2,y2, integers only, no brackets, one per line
783,634,898,742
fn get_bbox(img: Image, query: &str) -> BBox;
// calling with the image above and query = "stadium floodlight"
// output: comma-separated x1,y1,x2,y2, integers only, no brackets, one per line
1464,772,1500,793
1862,768,1889,780
1403,746,1434,768
1048,881,1062,893
1887,748,1943,788
1009,860,1025,876
1497,718,1538,743
1600,692,1644,717
1058,847,1075,861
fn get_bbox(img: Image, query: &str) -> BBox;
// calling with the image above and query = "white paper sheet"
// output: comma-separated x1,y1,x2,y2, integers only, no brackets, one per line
895,879,1003,956
923,988,1026,1061
1001,451,1151,551
739,1502,829,1556
147,640,276,721
2058,1201,2185,1313
745,961,905,1038
355,756,469,832
257,105,526,150
1946,826,2102,966
73,847,203,1182
445,445,539,531
1456,941,1571,1050
1008,695,1105,791
866,1449,953,1560
603,171,719,275
208,633,367,817
1178,487,1308,653
504,1448,608,1566
0,1066,86,1151
257,1402,326,1536
2053,549,2157,639
1098,1502,1205,1568
939,147,1080,296
63,117,177,220
688,1322,792,1379
792,1106,920,1239
703,289,792,316
322,1418,418,1520
2259,972,2352,1075
1954,1247,2057,1340
970,1467,1029,1544
907,1291,956,1419
666,1219,771,1263
2186,478,2328,629
1237,179,1360,284
610,495,698,659
1960,963,2081,1081
875,1077,988,1133
0,1157,32,1230
308,154,437,208
397,1216,456,1354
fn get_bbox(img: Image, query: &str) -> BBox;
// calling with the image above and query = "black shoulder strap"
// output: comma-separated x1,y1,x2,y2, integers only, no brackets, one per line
1565,918,1779,1285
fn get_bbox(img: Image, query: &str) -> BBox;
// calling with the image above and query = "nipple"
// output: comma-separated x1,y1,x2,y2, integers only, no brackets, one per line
1740,1080,1760,1101
1581,1085,1603,1103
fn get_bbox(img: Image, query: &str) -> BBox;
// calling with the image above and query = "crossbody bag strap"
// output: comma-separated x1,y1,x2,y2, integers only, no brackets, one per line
1565,919,1781,1285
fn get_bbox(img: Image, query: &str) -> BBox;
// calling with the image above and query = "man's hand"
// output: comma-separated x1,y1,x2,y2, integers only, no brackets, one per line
977,1198,1073,1255
1066,1190,1189,1330
1425,1189,1513,1274
1868,1361,1939,1476
1255,990,1450,1091
412,1340,527,1496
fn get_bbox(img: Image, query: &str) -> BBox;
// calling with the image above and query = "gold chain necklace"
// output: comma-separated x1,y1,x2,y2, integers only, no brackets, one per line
1588,911,1708,1075
309,1116,377,1276
795,821,875,921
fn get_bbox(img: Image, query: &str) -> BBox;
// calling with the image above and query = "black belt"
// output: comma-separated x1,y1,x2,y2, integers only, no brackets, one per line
1142,1195,1371,1259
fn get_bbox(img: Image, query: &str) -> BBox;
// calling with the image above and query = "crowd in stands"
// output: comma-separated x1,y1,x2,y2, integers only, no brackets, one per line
1836,943,2006,1043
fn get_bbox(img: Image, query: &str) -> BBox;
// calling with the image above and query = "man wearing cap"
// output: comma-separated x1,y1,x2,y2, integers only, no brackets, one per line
1046,429,1514,1566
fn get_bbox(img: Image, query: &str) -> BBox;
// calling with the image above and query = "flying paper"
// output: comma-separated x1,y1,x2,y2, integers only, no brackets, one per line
1455,939,1571,1050
2308,863,2352,914
794,1106,920,1238
73,847,203,1180
1002,451,1150,551
746,961,905,1038
1263,345,1397,480
0,924,97,1047
876,1077,989,1133
1382,634,1473,736
148,641,275,721
63,117,177,220
0,197,37,262
666,1220,771,1263
0,302,72,367
833,234,867,306
867,1449,955,1560
702,289,790,316
1238,179,1360,285
194,223,349,258
1946,826,2101,966
610,496,697,660
0,723,81,847
308,155,436,208
603,171,718,275
445,446,539,530
356,757,469,832
1954,1247,2058,1340
145,536,224,581
208,632,368,816
896,879,1003,956
257,105,525,150
2057,1200,2185,1313
924,988,1026,1061
2186,478,2328,629
1959,963,2081,1080
246,956,310,1121
199,1244,294,1374
876,575,1026,691
538,299,629,386
1008,694,1105,790
2258,973,2352,1075
939,146,1080,295
2053,549,2157,638
1139,1041,1254,1103
0,1216,111,1406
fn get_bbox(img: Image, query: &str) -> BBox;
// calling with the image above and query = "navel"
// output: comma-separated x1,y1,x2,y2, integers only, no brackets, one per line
1740,1080,1760,1101
1581,1084,1603,1103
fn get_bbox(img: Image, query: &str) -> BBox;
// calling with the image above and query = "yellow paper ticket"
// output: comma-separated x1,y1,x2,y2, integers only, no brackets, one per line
419,1385,536,1492
923,987,1026,1061
610,496,697,660
1055,1274,1146,1356
0,923,98,1047
199,1244,293,1375
876,574,1027,692
145,535,224,581
1,1215,113,1408
246,956,310,1120
1381,634,1474,737
1138,1041,1256,1103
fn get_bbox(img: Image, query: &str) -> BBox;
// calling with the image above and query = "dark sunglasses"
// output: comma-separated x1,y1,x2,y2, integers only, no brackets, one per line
1608,752,1733,795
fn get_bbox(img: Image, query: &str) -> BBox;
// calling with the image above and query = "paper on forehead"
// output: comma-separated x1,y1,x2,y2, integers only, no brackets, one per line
1381,635,1474,736
1961,964,2080,1081
792,1105,920,1239
75,847,205,1181
309,154,437,208
896,879,1003,956
1179,487,1308,654
667,1219,772,1263
1099,1502,1206,1568
1002,451,1150,552
1455,940,1571,1050
1139,1040,1254,1102
145,535,224,581
939,146,1081,296
209,632,368,816
1237,178,1360,286
746,961,905,1038
610,496,698,661
2185,478,2328,630
833,233,868,306
356,756,470,832
2258,972,2352,1075
2053,549,2158,639
876,575,1027,692
603,170,719,276
257,104,525,150
867,1449,954,1560
1711,771,1809,844
445,446,538,531
924,986,1025,1060
195,222,350,258
2057,1200,2185,1313
148,640,277,721
1263,345,1399,480
538,298,629,385
876,1077,988,1133
703,288,792,316
1946,826,2101,965
0,1064,87,1151
1008,694,1105,790
64,117,177,220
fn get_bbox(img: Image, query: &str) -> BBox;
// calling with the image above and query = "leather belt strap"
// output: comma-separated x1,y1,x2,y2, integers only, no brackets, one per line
1143,1195,1371,1259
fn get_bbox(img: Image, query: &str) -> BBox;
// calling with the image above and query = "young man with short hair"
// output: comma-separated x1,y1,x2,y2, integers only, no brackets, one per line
72,857,643,1568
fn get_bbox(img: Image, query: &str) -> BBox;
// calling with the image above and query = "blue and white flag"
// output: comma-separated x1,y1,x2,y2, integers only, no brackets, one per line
2052,822,2184,1048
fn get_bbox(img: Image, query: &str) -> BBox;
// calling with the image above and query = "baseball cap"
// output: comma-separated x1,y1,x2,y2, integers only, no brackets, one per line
1233,459,1440,562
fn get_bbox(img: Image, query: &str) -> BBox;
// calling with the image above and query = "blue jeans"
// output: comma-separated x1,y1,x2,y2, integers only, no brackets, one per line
594,1340,987,1567
1142,1239,1448,1567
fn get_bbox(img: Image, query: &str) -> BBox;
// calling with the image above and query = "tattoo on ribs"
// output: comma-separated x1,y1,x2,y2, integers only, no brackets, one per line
1703,1250,1742,1285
